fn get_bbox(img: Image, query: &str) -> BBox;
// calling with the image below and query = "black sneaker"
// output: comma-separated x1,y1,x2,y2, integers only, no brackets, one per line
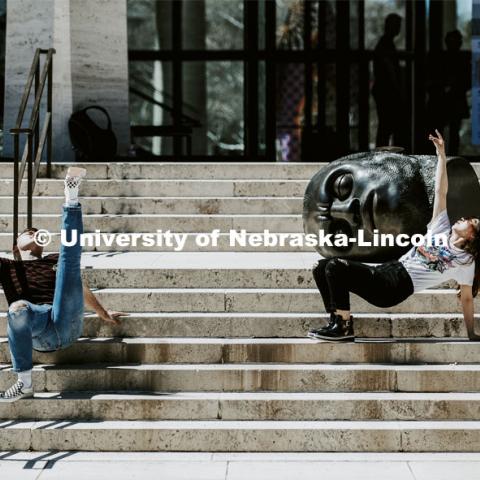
0,380,33,402
308,314,355,341
307,312,337,339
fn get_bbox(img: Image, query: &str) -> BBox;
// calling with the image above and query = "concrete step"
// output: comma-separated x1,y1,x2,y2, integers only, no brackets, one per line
0,288,467,314
0,162,327,180
3,419,480,452
76,251,319,289
0,196,303,214
0,248,459,295
1,337,479,365
0,232,310,252
4,420,480,452
0,288,469,313
0,162,480,180
2,363,480,393
0,312,471,339
0,213,303,233
3,391,480,421
79,256,318,289
2,161,480,180
0,179,308,197
75,252,455,290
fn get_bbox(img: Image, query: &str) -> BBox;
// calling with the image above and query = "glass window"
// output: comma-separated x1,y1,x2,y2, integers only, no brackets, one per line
258,0,265,50
129,61,173,155
183,61,207,155
276,0,320,50
364,0,406,51
456,0,472,49
182,61,244,155
183,0,244,50
127,0,172,50
349,63,360,151
125,0,480,160
258,61,266,155
276,62,304,161
206,61,244,155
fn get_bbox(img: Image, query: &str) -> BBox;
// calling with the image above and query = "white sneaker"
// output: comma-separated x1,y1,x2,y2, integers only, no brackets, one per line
64,167,87,205
0,380,33,402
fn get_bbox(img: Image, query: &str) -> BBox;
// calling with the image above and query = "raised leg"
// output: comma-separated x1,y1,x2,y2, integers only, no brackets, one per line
51,203,85,345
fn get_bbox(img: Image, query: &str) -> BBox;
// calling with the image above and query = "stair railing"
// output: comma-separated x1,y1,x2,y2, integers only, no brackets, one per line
10,48,55,247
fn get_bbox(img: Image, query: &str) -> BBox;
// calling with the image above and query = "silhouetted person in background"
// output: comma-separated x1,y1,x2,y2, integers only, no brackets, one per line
426,30,471,155
372,13,407,148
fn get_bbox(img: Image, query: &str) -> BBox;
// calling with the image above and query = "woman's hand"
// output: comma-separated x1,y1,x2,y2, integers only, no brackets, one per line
429,129,446,156
100,310,129,325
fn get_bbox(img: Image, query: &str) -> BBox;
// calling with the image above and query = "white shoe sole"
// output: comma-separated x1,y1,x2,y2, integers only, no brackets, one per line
308,333,355,341
307,331,331,339
0,392,34,402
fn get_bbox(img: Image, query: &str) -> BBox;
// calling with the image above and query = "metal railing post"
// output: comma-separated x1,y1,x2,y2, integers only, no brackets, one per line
11,48,55,248
47,51,53,178
27,134,33,229
13,135,19,244
34,54,40,162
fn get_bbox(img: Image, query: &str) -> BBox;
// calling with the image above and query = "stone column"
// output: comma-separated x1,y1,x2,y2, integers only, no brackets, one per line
3,0,54,158
4,0,130,161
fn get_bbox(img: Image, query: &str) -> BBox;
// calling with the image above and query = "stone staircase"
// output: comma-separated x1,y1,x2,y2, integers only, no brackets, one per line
0,162,480,452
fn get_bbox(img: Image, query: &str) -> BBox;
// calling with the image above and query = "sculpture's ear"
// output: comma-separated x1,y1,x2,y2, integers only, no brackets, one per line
446,157,480,224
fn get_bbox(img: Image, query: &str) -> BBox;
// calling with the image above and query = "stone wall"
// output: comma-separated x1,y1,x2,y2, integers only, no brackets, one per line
4,0,130,161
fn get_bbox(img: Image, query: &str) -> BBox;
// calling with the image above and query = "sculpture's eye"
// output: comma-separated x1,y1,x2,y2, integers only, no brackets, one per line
332,173,353,200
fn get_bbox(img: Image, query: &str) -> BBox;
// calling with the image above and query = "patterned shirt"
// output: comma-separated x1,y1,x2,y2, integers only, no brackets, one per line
0,254,59,305
399,209,475,292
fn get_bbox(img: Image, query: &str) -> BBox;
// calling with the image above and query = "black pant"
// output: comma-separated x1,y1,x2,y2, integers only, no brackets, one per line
312,257,414,312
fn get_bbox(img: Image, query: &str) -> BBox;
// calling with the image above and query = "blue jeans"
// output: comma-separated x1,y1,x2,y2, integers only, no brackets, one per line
7,204,84,372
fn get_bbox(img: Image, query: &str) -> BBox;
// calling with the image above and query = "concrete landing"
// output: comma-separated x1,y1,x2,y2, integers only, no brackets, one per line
1,451,480,479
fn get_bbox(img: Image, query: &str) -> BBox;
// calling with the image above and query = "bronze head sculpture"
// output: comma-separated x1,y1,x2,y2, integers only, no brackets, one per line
303,151,480,262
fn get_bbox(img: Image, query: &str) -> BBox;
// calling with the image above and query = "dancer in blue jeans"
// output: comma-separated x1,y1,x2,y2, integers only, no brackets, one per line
0,167,127,402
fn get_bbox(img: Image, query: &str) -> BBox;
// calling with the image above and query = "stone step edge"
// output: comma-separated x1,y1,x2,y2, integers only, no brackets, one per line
4,420,480,452
0,161,327,167
4,419,480,429
0,178,311,183
44,287,461,294
0,336,476,346
0,288,462,295
0,312,467,318
17,391,480,400
0,195,301,200
0,213,302,218
3,363,480,371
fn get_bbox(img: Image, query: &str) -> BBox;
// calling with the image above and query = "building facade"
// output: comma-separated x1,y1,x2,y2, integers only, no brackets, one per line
1,0,478,162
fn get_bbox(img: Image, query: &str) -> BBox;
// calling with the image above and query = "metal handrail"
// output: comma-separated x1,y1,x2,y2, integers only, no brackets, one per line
10,48,55,247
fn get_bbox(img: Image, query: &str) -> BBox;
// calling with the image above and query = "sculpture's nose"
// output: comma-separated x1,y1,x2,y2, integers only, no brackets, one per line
331,197,361,225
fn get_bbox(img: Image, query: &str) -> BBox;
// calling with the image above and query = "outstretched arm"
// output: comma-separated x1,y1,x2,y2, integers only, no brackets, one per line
82,280,129,325
460,284,479,340
428,129,448,223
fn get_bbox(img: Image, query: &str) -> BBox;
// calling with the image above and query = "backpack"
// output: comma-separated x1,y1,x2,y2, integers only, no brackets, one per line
68,106,117,161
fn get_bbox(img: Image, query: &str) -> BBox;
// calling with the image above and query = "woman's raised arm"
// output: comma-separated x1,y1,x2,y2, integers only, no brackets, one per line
428,129,448,223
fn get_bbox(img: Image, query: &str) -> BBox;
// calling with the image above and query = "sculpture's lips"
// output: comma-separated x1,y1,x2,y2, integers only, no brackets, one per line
362,190,376,234
314,204,330,223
